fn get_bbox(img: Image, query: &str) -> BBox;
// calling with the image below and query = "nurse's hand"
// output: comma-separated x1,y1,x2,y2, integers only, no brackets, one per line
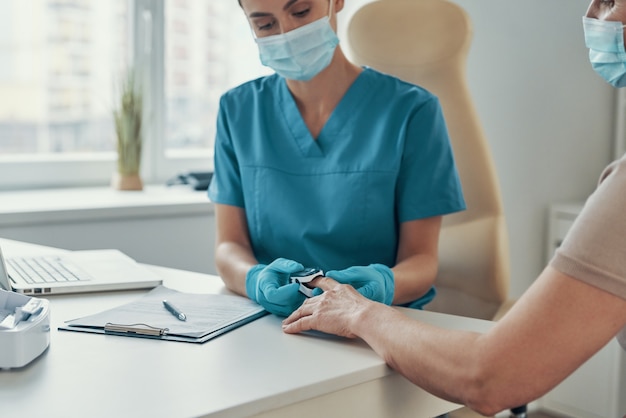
324,264,395,305
245,258,307,317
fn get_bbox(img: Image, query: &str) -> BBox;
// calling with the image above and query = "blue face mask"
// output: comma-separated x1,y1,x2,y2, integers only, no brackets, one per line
583,16,626,87
255,4,339,81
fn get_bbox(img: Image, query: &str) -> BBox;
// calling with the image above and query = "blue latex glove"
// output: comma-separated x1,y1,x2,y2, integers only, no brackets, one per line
245,258,306,317
324,264,437,309
325,264,395,305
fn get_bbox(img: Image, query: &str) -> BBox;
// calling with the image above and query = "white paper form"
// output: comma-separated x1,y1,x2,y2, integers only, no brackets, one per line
61,286,267,342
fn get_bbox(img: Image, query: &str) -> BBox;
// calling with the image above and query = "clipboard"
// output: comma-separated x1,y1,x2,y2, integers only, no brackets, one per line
59,285,267,343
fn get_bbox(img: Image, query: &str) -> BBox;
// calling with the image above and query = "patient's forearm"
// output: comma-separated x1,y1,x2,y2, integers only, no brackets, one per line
353,305,495,411
352,267,626,415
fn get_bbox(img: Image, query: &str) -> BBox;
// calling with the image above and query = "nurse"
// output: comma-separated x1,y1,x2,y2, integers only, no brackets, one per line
208,0,465,316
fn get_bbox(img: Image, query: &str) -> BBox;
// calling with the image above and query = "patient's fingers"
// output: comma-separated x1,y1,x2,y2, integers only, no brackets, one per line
283,297,316,325
309,276,339,291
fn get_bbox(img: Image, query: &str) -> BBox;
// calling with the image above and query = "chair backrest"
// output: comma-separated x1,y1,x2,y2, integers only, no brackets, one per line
347,0,510,320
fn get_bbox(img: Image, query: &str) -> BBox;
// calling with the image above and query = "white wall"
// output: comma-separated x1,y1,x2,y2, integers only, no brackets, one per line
341,0,616,297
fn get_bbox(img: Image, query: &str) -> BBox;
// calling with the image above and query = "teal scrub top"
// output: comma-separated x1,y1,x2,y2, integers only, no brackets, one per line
209,68,465,277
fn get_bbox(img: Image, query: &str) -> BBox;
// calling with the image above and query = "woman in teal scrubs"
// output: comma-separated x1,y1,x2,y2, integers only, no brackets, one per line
208,0,465,316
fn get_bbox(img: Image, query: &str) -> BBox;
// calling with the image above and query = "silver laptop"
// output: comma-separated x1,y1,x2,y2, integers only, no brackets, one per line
0,245,162,295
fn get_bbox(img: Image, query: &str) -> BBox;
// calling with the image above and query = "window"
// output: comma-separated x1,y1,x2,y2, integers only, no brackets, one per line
0,0,269,190
162,1,269,156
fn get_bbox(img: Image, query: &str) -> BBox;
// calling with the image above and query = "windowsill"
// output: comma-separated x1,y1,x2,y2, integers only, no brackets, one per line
0,185,214,227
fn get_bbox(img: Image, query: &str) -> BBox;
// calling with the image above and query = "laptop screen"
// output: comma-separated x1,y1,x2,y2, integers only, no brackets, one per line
0,246,14,291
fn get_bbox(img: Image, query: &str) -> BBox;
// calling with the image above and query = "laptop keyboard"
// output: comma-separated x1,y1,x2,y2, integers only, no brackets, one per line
6,256,91,284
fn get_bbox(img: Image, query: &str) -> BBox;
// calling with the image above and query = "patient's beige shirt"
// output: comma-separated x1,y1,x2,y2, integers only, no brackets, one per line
550,153,626,349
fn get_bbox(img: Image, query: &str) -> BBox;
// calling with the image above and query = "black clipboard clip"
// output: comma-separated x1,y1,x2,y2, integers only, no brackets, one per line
104,322,169,337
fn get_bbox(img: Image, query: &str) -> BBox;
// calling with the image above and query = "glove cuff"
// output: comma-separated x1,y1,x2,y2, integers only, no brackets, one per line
245,264,267,302
369,264,395,305
403,286,437,310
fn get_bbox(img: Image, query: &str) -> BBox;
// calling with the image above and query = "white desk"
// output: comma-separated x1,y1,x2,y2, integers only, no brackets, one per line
0,239,492,418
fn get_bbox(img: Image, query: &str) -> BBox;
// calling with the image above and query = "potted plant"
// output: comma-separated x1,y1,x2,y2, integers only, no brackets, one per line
111,68,143,191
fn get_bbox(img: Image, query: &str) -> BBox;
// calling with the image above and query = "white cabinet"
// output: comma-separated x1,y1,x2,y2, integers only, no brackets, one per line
545,203,583,264
540,204,626,418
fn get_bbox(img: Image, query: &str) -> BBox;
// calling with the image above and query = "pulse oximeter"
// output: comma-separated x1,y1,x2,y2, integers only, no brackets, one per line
290,268,323,298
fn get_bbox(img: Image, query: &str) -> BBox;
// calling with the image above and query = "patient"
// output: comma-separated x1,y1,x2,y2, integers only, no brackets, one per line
282,0,626,415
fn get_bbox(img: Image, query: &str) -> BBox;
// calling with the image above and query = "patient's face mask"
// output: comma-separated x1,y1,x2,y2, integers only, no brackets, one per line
253,1,339,81
583,16,626,87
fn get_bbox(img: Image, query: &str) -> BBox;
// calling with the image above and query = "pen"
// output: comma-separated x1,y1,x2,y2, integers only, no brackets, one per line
162,300,186,321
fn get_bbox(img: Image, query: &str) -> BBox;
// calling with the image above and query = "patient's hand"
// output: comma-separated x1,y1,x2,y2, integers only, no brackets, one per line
282,277,376,338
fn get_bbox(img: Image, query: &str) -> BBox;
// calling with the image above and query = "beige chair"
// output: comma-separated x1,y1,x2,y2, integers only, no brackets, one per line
348,1,524,416
348,0,512,322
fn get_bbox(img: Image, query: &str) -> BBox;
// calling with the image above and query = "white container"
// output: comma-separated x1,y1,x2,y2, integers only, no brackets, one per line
0,289,50,369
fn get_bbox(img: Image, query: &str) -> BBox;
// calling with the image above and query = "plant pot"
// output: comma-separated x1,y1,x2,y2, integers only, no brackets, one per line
111,172,143,191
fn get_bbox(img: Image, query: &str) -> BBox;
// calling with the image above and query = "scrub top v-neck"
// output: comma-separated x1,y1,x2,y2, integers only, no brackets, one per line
276,70,371,159
209,68,465,275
